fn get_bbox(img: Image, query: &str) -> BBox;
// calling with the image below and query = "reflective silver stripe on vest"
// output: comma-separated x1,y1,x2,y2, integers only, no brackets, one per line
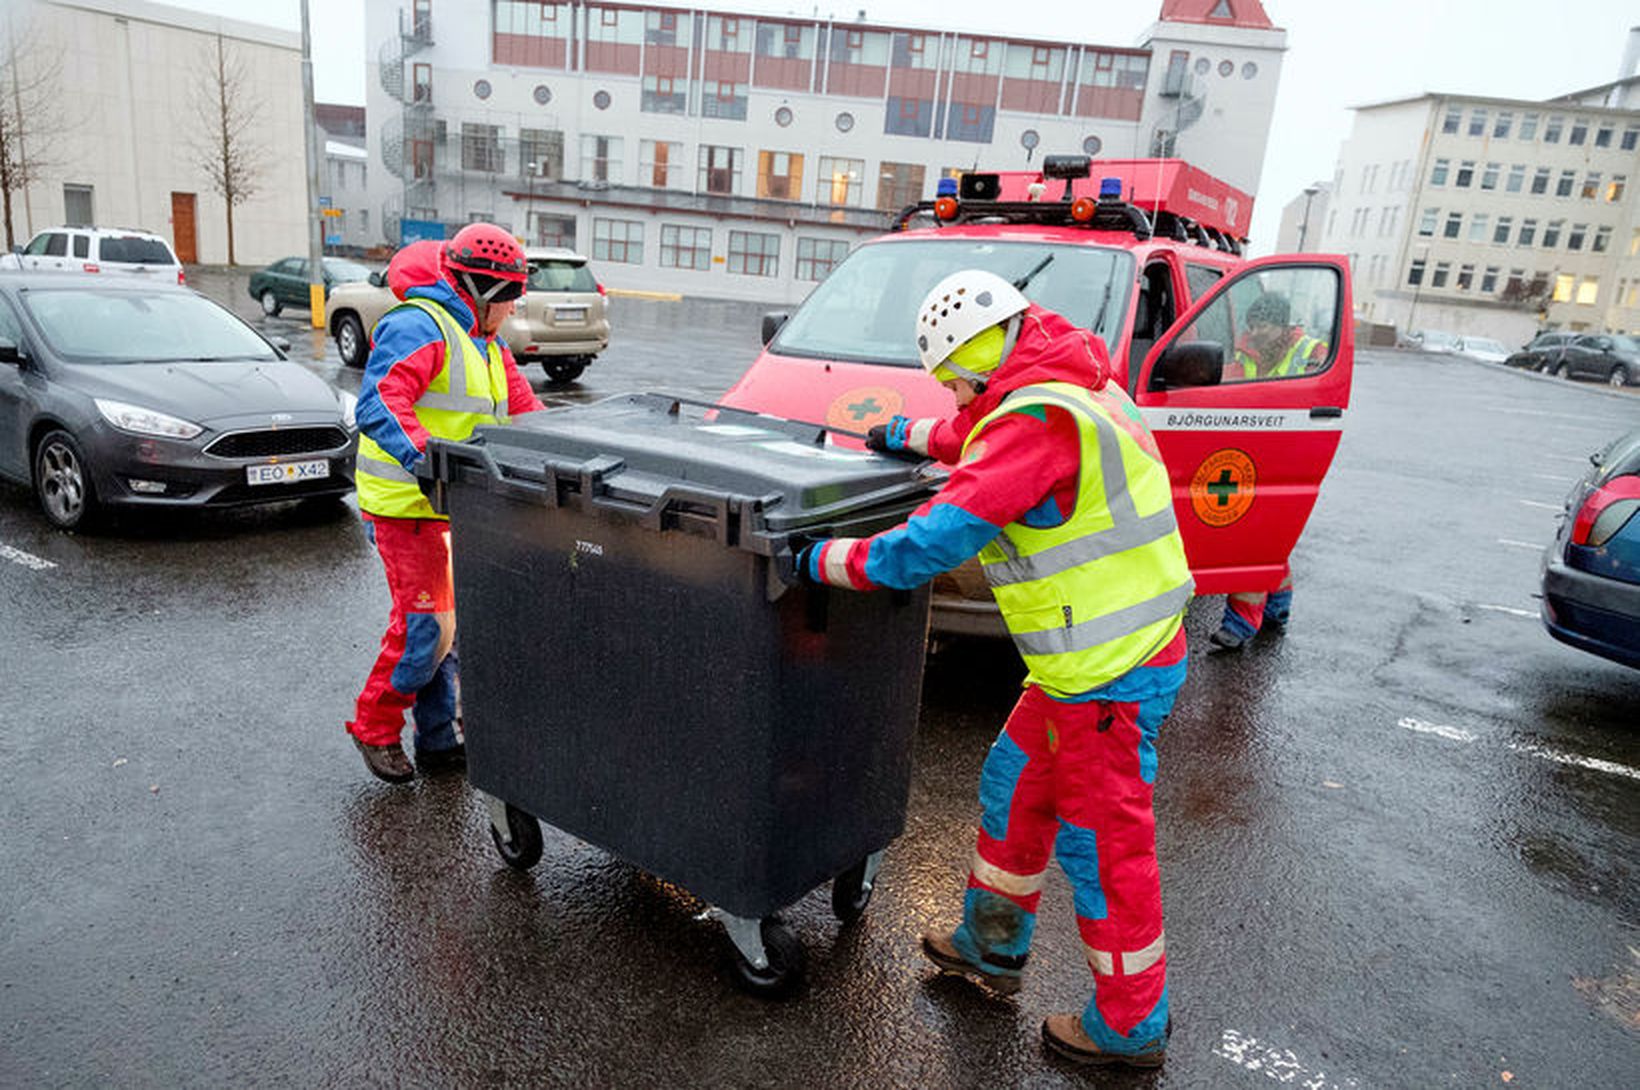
416,391,498,414
970,851,1047,897
1084,931,1166,977
355,448,417,483
1011,580,1194,656
984,386,1176,588
405,300,500,417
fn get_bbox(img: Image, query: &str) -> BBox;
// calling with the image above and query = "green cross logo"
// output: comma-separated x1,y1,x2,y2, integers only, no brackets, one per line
1207,468,1240,507
847,396,883,420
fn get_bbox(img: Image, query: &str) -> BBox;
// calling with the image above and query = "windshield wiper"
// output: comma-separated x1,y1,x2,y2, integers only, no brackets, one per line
1090,275,1114,337
1013,253,1055,292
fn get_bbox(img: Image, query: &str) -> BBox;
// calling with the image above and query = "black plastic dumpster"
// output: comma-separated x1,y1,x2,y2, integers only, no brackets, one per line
426,394,936,996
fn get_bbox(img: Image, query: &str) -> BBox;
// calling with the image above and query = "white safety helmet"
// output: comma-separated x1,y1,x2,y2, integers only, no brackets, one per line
915,269,1029,380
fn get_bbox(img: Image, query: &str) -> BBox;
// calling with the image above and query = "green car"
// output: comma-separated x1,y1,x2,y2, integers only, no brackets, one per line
247,256,374,316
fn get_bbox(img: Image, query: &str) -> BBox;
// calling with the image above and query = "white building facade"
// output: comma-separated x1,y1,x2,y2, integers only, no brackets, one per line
6,0,309,266
1318,65,1640,343
363,0,1290,304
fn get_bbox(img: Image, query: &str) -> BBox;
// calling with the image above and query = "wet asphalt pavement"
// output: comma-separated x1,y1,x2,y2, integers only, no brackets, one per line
1,281,1637,1087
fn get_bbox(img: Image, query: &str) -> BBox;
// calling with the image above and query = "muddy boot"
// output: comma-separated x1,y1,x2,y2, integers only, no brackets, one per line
353,737,415,783
920,931,1023,996
1041,1013,1167,1068
1207,625,1246,652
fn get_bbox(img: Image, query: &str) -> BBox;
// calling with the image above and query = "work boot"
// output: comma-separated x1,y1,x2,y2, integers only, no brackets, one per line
920,931,1023,996
1207,625,1246,652
1041,1014,1166,1068
414,742,467,775
353,737,415,783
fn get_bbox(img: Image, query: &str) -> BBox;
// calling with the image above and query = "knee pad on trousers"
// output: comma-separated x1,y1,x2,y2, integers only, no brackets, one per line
390,612,445,695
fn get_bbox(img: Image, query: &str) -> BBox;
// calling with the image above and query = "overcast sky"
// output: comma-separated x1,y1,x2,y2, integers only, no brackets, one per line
168,0,1639,249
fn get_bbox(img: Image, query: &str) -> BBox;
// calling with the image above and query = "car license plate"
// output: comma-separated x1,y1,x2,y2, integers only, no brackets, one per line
246,459,330,485
554,305,587,322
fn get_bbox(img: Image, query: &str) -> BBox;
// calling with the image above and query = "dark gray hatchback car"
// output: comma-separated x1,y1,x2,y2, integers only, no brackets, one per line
0,271,357,530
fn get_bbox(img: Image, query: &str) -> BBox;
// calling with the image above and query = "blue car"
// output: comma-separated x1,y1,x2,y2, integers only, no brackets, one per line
1541,427,1640,669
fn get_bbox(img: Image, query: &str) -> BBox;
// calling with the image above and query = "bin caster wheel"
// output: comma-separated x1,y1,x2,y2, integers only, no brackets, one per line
832,858,874,925
489,803,543,871
726,918,805,999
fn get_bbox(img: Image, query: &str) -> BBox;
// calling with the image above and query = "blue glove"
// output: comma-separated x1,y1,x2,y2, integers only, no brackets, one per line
865,415,913,453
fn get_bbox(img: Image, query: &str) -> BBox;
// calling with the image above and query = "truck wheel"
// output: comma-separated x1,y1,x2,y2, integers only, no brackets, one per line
831,857,875,925
489,803,543,870
543,358,587,385
726,919,805,999
260,290,282,317
335,313,366,368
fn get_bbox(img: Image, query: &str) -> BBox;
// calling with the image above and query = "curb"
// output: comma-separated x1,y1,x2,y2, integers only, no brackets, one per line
606,288,684,302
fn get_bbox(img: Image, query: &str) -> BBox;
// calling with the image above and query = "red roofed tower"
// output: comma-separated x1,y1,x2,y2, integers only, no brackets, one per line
1157,0,1276,29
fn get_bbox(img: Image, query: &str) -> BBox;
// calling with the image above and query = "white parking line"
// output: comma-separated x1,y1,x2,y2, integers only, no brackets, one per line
1397,717,1640,781
1476,603,1537,617
1398,716,1478,743
1531,473,1572,483
1519,499,1561,511
1497,539,1541,550
0,543,56,571
1214,1030,1359,1089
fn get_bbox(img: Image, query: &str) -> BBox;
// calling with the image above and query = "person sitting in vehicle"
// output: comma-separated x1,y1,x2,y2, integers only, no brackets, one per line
1228,292,1328,381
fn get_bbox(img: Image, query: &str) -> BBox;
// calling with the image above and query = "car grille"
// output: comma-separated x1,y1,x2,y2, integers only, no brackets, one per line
205,426,351,459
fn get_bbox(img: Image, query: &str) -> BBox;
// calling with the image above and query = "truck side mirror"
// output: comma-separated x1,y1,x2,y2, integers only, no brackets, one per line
1148,341,1224,390
761,312,789,346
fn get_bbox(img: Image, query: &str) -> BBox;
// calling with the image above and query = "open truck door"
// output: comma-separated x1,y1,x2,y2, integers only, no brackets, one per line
1132,256,1354,597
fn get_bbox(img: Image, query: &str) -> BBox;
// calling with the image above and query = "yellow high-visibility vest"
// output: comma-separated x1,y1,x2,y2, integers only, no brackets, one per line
1236,334,1326,379
964,381,1193,696
355,298,512,520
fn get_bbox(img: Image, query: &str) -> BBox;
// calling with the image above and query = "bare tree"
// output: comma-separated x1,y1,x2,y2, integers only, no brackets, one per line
0,12,65,251
189,33,266,266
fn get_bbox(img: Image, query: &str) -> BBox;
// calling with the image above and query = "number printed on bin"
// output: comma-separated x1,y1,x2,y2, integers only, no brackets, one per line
575,540,604,556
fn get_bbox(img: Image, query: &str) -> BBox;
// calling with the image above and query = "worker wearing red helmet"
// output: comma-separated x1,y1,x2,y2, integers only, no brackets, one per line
800,269,1189,1069
346,223,545,783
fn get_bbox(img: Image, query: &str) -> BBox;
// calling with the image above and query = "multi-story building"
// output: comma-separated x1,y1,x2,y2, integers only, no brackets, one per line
318,104,376,254
3,0,309,265
364,0,1291,303
1317,29,1640,342
1272,180,1330,253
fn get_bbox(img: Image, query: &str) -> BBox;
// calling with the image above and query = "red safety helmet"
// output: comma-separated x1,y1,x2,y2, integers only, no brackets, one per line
444,223,527,304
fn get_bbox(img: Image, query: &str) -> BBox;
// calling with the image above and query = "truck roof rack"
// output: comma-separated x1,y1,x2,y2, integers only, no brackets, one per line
888,197,1243,256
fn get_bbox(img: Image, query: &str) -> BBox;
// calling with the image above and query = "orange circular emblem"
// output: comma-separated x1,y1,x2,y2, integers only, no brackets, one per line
1189,449,1256,527
825,386,905,432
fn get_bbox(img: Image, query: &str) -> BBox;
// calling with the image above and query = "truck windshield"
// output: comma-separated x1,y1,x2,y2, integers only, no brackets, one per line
772,239,1133,367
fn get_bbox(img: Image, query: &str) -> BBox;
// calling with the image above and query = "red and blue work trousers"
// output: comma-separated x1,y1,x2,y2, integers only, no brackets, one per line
347,516,460,752
1220,563,1294,641
951,633,1185,1056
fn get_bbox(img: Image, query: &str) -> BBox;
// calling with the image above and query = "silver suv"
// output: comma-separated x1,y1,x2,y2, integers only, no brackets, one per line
9,226,185,284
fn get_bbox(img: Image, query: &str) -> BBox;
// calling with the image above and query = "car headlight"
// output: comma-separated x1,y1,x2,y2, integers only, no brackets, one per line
94,398,204,440
337,389,357,429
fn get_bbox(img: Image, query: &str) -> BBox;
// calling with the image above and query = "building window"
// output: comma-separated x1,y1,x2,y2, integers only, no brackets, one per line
640,140,684,189
727,230,779,276
698,145,743,195
1480,162,1499,190
1431,261,1450,288
1456,264,1474,290
1468,213,1489,242
528,212,573,246
703,81,748,121
520,128,564,180
1608,175,1627,202
1492,111,1512,139
1443,211,1462,239
1418,207,1438,237
1493,216,1513,244
592,217,642,263
1567,223,1586,251
1543,115,1563,143
1543,219,1563,248
1580,172,1601,200
63,183,94,226
1467,108,1487,137
795,237,849,281
1568,119,1587,145
756,150,804,199
876,161,925,211
1518,219,1537,247
1623,125,1640,151
1429,158,1449,186
659,224,711,270
1505,164,1525,193
580,134,623,184
1552,273,1574,302
1555,170,1575,198
818,156,864,205
1595,123,1614,148
1530,167,1550,195
835,111,855,133
1455,160,1474,187
1575,277,1598,305
641,75,686,114
1407,257,1426,286
1441,106,1461,134
1481,266,1499,293
1519,112,1539,140
1592,225,1612,253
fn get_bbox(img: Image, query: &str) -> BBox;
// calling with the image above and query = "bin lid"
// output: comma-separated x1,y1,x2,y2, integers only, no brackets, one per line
460,393,938,540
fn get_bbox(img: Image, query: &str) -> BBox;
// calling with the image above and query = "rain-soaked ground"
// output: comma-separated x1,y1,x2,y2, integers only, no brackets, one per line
1,284,1636,1087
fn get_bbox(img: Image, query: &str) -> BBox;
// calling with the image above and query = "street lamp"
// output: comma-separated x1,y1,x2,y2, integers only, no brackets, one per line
1406,241,1431,337
1297,184,1320,252
526,160,540,244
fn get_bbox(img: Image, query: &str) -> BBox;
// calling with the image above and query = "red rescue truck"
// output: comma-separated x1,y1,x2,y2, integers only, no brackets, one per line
719,155,1353,635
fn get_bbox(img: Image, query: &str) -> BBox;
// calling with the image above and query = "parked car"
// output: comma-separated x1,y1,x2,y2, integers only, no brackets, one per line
1541,426,1640,669
325,247,610,383
1453,335,1510,364
247,256,375,316
0,270,356,530
1400,329,1461,353
1503,330,1577,372
7,226,185,284
1544,333,1640,387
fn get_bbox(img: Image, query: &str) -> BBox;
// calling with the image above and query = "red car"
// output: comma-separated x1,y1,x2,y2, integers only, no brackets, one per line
719,156,1355,634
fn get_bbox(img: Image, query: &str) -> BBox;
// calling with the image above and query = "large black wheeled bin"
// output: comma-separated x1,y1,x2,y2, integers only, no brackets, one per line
426,394,935,996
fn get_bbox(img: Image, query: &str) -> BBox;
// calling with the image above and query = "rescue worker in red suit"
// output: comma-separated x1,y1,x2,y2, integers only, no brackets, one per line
346,224,544,783
1210,291,1327,651
798,270,1192,1068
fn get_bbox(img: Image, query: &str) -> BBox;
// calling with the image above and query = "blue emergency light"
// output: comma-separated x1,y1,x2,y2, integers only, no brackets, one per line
936,177,958,197
1099,177,1122,200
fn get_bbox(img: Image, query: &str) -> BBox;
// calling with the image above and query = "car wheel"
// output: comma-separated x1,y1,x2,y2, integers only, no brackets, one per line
1553,361,1570,379
1610,365,1631,388
260,290,282,317
33,429,100,531
335,313,366,368
543,358,587,385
